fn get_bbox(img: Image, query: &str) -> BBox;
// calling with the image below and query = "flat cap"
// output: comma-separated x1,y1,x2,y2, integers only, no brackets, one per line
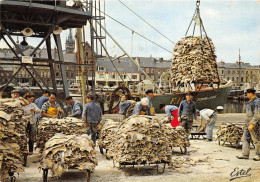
246,88,256,93
11,90,20,94
145,89,153,95
186,92,192,96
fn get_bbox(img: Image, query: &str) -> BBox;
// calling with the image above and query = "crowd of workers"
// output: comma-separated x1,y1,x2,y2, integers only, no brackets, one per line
0,87,259,161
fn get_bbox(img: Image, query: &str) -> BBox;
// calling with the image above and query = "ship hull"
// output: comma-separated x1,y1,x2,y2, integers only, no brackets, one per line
152,86,231,113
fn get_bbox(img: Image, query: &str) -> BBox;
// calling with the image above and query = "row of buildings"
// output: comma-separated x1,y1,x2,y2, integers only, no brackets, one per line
0,31,259,91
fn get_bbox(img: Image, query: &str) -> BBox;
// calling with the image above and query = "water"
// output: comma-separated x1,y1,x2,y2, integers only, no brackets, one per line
223,100,247,113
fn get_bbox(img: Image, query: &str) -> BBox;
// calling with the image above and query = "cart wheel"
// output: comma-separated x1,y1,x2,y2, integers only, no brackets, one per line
23,155,27,167
42,168,48,182
86,170,90,182
11,176,16,182
156,163,166,174
180,147,183,154
99,147,104,155
183,147,187,154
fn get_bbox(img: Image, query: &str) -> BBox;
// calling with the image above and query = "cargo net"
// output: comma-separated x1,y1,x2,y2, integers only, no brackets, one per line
0,106,27,179
170,36,220,90
36,117,86,153
40,133,97,177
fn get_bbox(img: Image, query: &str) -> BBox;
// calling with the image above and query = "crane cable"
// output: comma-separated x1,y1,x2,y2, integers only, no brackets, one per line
93,7,173,54
119,0,175,45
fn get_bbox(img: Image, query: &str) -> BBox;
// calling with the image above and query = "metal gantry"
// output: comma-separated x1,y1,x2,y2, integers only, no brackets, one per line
0,0,91,96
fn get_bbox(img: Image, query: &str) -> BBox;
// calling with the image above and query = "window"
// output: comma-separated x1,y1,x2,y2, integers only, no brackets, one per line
141,75,145,80
98,67,106,71
99,74,104,78
109,74,116,79
131,75,137,79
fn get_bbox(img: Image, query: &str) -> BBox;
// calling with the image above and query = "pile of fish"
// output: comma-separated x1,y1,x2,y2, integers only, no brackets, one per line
40,133,97,177
216,123,244,144
107,115,172,165
163,124,190,150
0,106,26,179
36,117,86,152
170,36,219,87
97,119,120,151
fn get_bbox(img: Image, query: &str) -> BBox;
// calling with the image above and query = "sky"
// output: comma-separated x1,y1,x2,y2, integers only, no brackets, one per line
1,0,260,65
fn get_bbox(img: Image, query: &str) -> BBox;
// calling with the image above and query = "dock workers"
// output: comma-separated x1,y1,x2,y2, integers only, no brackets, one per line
159,103,179,127
41,92,64,118
145,89,155,115
178,92,197,135
65,96,83,119
196,107,223,141
82,93,102,144
133,97,151,116
237,88,260,161
119,94,132,119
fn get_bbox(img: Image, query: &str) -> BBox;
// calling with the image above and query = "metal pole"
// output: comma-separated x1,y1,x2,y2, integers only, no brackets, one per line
46,36,57,92
76,27,86,105
96,21,164,93
53,34,69,96
0,66,23,91
89,21,126,85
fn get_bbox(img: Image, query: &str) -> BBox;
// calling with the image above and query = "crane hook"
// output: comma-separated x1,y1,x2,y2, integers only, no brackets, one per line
196,0,200,7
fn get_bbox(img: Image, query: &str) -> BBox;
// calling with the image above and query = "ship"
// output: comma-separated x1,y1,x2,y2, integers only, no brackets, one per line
152,82,232,113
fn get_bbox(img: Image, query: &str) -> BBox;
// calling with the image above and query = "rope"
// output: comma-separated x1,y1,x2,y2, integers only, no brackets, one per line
94,7,173,54
118,0,175,44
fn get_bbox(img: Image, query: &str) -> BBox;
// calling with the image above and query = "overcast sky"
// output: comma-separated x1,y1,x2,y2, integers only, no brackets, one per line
1,0,260,65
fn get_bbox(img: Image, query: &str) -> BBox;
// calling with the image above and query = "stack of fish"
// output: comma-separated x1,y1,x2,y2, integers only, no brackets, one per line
163,124,190,150
216,123,244,144
36,117,86,152
40,133,97,177
107,115,172,165
97,119,120,151
170,36,219,87
0,107,25,179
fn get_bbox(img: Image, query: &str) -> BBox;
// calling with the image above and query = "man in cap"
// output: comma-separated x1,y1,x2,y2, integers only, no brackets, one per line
0,90,29,106
196,106,223,141
65,96,83,119
133,97,151,115
159,103,179,127
145,89,155,115
178,92,197,135
237,88,260,161
82,93,102,144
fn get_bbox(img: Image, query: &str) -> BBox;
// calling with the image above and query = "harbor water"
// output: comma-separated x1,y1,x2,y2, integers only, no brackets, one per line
223,100,247,113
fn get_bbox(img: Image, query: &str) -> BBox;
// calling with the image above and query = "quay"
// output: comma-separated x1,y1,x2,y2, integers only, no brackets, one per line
17,113,260,182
